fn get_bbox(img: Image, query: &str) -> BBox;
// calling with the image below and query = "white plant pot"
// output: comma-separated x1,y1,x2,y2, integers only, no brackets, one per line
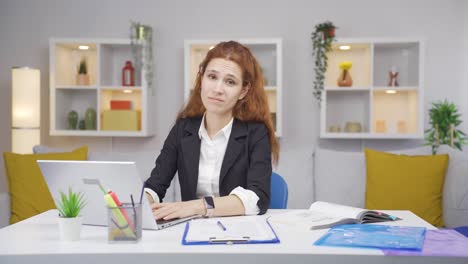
58,216,83,241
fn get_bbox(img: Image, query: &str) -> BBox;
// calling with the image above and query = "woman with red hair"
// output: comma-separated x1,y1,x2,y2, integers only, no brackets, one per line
144,41,279,221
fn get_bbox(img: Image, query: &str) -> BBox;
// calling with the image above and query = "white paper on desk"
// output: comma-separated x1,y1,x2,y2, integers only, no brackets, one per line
268,210,353,230
185,216,276,241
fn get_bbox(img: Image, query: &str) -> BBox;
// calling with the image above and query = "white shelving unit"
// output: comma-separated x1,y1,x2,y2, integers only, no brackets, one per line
320,38,424,139
184,39,283,137
49,38,155,137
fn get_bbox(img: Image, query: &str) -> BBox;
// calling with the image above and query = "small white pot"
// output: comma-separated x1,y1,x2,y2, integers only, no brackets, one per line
58,216,83,241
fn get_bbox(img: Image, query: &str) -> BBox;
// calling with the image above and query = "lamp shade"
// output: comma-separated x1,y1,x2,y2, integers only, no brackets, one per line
11,67,40,154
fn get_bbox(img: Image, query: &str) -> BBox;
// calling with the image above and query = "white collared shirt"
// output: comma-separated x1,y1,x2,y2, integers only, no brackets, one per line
145,115,260,215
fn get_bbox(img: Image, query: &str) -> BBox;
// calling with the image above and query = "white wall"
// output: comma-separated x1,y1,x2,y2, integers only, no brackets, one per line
0,0,466,209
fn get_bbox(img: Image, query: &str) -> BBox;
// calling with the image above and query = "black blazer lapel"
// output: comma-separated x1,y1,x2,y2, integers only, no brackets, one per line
219,119,247,185
180,117,202,198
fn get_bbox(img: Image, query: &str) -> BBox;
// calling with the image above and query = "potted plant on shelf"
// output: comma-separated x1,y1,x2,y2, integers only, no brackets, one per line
425,100,468,154
76,57,90,86
57,188,86,241
311,21,337,103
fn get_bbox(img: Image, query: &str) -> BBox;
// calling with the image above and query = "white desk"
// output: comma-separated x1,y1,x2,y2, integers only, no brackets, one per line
0,209,466,264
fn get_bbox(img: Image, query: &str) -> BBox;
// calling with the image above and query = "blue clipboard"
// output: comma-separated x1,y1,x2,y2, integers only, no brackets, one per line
181,218,280,245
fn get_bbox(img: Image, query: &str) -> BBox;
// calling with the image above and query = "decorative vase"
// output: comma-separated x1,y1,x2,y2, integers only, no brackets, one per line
85,108,96,130
79,120,85,130
337,69,353,87
76,74,90,86
67,110,78,130
375,120,387,133
58,216,83,241
345,122,362,133
122,61,135,86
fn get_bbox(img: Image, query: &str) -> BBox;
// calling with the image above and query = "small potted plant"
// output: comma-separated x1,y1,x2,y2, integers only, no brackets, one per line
76,57,90,86
311,21,337,103
425,100,468,154
57,188,86,241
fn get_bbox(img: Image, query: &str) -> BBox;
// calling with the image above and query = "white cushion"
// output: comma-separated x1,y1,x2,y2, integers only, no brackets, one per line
276,149,314,209
314,148,366,208
0,192,10,228
433,146,468,228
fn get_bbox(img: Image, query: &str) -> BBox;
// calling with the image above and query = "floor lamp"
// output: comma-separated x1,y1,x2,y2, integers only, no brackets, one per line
11,67,40,154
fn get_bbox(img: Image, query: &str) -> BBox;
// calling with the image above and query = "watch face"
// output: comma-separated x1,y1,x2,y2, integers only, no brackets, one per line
204,196,215,209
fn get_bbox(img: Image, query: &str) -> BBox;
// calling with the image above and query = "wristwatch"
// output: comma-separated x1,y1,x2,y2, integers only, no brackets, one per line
203,196,215,217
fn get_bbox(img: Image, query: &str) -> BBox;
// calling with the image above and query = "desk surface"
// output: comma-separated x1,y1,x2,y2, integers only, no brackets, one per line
0,209,465,264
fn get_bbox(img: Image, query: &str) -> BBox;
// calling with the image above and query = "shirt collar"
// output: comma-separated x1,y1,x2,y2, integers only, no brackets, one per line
198,113,234,141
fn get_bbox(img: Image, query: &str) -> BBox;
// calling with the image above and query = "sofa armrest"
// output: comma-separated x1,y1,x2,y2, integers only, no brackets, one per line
0,192,10,228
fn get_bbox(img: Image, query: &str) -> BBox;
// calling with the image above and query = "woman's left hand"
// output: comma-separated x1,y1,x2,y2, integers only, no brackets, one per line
151,200,205,220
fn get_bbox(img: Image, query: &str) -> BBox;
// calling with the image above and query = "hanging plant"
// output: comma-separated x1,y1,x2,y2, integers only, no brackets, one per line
130,21,154,94
425,100,468,154
311,21,337,103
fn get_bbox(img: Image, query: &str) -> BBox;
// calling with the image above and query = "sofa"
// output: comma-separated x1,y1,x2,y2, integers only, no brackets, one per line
1,145,467,228
0,146,180,228
314,145,468,228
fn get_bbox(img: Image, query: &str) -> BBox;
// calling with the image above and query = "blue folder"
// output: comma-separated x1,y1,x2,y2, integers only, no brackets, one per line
182,218,280,245
314,224,426,251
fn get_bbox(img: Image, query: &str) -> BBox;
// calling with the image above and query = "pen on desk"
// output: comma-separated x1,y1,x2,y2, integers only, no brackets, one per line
130,194,137,215
130,194,137,234
138,185,145,204
217,220,227,231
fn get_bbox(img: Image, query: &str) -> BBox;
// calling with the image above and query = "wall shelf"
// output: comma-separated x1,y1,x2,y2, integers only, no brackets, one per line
49,38,155,137
184,38,283,136
320,38,424,139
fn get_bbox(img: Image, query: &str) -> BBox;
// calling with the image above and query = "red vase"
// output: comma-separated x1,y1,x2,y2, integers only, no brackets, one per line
122,61,135,86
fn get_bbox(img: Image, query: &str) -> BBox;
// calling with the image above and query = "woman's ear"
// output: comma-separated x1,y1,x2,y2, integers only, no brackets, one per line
239,84,250,100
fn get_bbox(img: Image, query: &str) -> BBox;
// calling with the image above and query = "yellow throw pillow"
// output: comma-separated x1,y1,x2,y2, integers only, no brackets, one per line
3,146,88,224
365,148,448,227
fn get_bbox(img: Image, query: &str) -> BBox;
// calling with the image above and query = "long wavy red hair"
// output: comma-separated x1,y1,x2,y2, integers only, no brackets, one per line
177,41,279,164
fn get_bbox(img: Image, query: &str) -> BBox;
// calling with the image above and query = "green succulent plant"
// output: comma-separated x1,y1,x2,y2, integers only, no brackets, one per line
57,188,86,218
78,57,87,74
425,100,467,154
311,21,337,103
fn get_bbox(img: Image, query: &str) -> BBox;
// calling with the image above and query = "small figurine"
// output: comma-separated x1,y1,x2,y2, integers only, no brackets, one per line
388,66,399,87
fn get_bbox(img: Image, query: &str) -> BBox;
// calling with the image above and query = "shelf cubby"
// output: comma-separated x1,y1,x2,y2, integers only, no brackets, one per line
184,39,283,136
50,38,154,137
320,39,423,139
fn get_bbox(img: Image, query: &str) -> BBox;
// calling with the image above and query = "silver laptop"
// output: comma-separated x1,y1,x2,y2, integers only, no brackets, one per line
37,160,197,230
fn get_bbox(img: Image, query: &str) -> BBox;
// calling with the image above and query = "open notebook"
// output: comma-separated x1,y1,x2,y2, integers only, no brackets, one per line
269,201,401,230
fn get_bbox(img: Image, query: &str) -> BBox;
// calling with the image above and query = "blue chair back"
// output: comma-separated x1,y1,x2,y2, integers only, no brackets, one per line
270,172,288,209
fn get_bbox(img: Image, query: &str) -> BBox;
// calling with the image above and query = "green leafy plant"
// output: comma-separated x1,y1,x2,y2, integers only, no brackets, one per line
57,188,86,218
78,57,87,75
425,100,467,154
311,21,337,103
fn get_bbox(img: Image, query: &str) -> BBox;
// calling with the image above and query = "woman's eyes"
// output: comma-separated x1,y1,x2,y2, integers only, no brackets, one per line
225,79,236,86
207,73,217,80
206,74,237,86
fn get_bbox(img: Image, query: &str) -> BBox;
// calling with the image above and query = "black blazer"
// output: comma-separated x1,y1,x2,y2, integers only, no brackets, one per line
144,116,272,214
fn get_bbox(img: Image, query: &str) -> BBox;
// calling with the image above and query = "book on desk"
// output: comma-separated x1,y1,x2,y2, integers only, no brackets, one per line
269,201,401,230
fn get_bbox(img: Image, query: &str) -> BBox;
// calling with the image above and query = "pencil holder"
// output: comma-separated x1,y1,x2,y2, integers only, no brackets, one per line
107,202,142,243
